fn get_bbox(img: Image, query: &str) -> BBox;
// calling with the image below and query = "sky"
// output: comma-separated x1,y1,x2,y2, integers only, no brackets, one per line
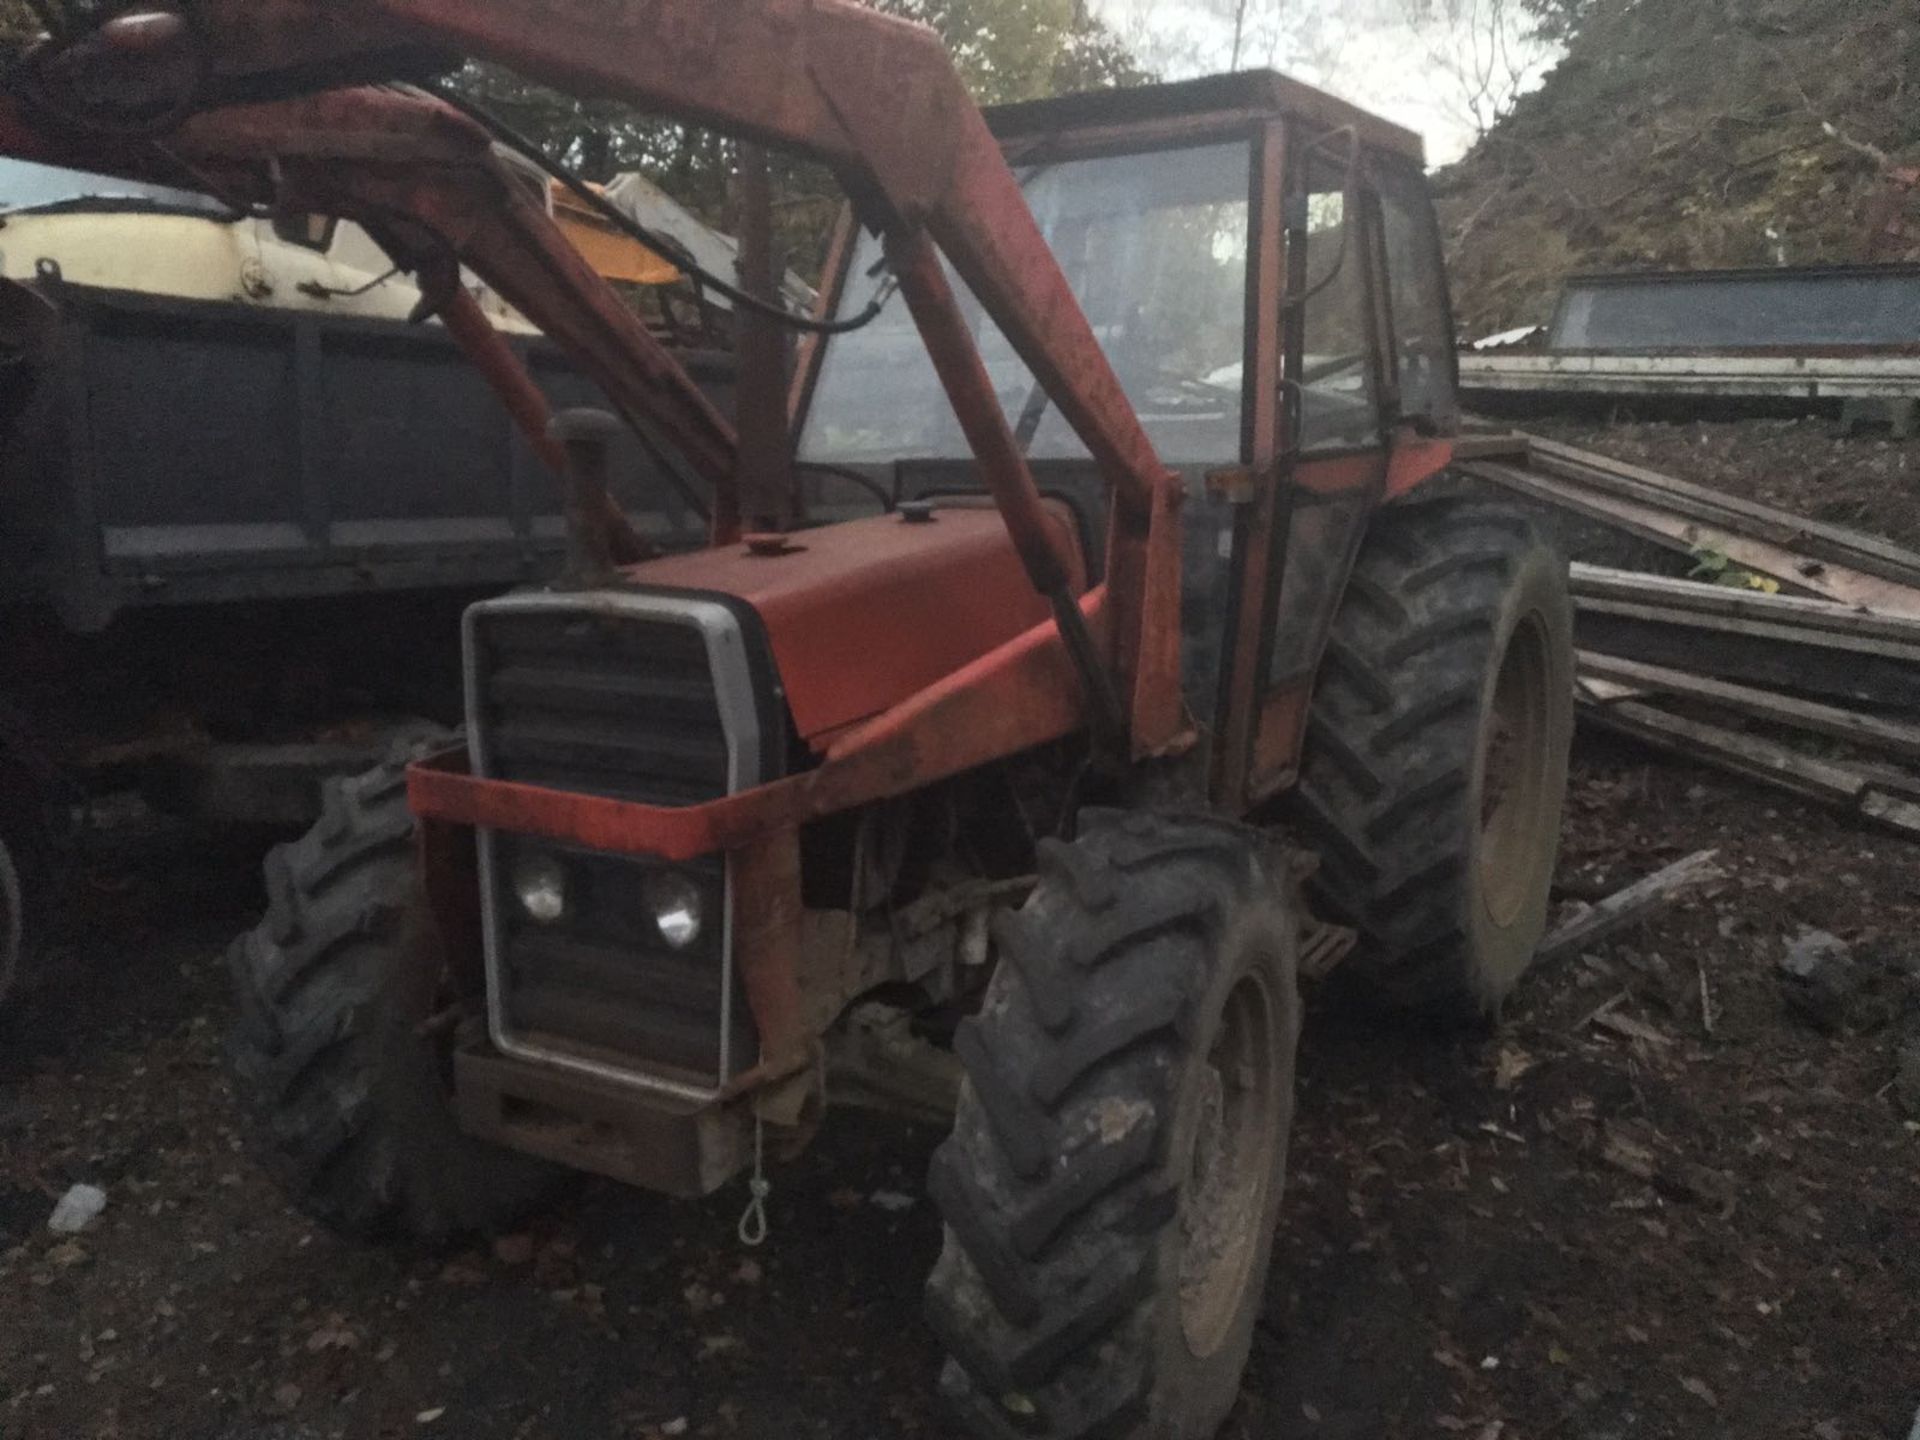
1091,0,1563,166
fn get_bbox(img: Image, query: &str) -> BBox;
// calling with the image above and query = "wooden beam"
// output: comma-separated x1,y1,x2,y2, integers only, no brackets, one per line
1528,435,1920,589
1578,651,1920,764
1461,462,1920,616
1576,610,1920,711
1537,850,1723,965
1451,432,1532,462
1577,696,1920,838
1570,565,1920,646
1576,598,1920,666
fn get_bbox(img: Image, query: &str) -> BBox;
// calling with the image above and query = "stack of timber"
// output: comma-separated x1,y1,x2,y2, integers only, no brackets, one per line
1454,435,1920,838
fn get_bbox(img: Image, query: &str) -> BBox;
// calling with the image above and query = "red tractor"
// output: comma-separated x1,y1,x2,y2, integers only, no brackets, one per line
2,5,1574,1436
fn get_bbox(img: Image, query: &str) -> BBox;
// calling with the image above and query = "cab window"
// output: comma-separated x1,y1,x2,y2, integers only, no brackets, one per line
1375,159,1458,432
1296,155,1383,455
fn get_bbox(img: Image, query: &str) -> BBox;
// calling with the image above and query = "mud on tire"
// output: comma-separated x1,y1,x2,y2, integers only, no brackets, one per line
226,741,559,1243
927,812,1302,1440
1285,494,1574,1020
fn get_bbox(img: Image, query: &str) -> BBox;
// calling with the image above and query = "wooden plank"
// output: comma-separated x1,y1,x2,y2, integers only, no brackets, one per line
1577,651,1920,764
1461,462,1920,616
1862,791,1920,833
1576,609,1920,711
1576,675,1643,704
1577,696,1920,837
1569,564,1920,644
1537,850,1722,964
1529,434,1920,587
1581,698,1854,804
1576,598,1920,667
1450,432,1532,462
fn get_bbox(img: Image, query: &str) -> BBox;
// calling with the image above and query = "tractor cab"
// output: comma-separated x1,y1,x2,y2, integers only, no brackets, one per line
799,71,1461,803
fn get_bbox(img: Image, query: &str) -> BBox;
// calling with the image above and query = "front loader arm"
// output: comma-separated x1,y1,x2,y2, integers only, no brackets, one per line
173,0,1172,523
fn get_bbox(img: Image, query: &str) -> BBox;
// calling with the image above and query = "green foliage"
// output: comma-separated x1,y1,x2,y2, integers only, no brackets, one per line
883,0,1149,103
451,0,1146,275
1689,547,1782,594
1519,0,1601,42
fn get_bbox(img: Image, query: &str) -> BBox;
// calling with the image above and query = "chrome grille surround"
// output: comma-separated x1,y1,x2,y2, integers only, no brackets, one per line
464,589,768,1103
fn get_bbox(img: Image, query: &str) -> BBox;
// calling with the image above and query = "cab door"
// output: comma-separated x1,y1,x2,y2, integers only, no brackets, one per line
1215,137,1459,810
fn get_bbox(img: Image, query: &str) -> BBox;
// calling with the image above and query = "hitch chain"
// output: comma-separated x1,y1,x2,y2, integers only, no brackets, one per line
737,1116,772,1248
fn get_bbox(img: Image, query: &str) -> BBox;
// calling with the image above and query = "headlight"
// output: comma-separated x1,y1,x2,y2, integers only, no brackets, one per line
511,854,570,925
643,871,704,951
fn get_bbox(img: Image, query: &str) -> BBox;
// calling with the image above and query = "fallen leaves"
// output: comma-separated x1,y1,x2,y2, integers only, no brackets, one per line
491,1233,536,1267
304,1314,362,1354
1679,1375,1719,1408
437,1256,488,1287
1494,1046,1538,1091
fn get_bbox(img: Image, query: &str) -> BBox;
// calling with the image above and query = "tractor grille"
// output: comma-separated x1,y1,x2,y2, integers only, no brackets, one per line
465,593,771,1095
472,610,730,805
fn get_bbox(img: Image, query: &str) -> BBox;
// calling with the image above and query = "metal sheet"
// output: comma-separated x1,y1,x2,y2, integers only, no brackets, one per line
1547,265,1920,354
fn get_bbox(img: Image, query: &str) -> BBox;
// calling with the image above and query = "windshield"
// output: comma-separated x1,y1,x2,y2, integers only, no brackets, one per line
802,141,1253,466
0,157,227,220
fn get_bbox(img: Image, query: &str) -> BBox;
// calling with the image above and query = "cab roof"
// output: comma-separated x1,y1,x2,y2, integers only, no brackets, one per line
985,70,1425,166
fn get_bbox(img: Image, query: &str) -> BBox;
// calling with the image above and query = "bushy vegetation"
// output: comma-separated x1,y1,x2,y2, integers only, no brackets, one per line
1438,0,1919,333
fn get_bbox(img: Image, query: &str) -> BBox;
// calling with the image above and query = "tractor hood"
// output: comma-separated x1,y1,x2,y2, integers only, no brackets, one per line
624,503,1085,750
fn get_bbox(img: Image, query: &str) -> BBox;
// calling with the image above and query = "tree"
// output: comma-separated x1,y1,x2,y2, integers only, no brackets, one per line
455,0,1148,274
1396,0,1558,139
1517,0,1598,42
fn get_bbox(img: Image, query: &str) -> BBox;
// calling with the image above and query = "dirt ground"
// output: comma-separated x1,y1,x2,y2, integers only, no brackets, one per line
4,422,1918,1440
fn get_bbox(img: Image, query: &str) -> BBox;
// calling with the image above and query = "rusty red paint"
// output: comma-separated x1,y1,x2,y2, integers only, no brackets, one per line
1127,471,1193,760
1246,684,1310,802
1386,436,1455,500
416,813,487,1000
628,507,1083,747
729,828,808,1076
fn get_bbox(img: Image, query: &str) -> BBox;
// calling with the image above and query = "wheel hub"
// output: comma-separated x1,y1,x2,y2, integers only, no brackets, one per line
1479,612,1553,930
1178,970,1281,1358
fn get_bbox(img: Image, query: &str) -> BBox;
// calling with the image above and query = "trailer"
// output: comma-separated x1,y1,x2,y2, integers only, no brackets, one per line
0,160,726,1006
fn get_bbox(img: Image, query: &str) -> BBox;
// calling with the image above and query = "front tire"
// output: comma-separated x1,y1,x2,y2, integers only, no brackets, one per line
226,746,560,1243
927,813,1302,1440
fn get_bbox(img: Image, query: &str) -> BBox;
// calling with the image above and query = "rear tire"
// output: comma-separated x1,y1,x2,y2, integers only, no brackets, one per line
927,812,1302,1440
226,743,560,1243
1286,495,1574,1019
